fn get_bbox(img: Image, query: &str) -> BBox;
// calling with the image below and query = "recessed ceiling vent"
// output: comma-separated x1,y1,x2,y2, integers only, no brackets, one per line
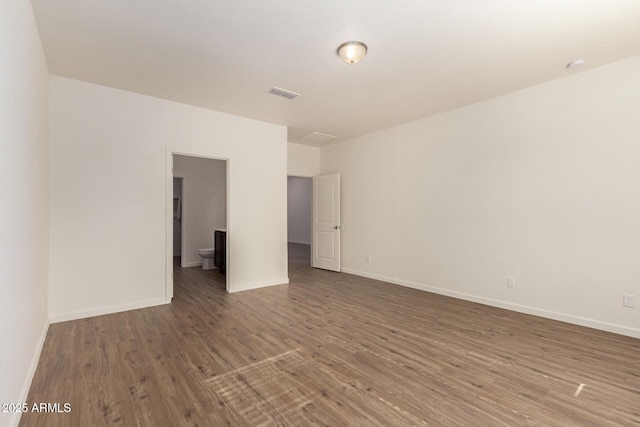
268,86,300,100
297,132,337,144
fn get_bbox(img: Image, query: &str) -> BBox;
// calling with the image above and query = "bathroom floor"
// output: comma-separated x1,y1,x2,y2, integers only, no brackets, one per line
173,256,226,291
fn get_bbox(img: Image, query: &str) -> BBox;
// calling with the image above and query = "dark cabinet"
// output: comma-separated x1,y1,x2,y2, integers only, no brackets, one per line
214,229,226,274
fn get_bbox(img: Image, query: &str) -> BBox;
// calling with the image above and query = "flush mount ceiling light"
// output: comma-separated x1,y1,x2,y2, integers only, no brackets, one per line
337,41,368,64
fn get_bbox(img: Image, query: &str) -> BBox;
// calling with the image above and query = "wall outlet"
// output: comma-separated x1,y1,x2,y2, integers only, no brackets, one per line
365,256,371,264
507,276,515,288
623,294,635,308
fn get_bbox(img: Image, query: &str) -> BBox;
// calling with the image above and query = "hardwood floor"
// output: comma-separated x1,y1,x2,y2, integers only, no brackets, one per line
20,244,640,426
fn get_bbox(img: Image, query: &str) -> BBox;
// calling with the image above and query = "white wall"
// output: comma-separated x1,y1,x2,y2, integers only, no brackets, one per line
321,56,640,338
287,177,312,245
174,155,227,267
288,142,320,177
0,1,50,426
49,76,288,321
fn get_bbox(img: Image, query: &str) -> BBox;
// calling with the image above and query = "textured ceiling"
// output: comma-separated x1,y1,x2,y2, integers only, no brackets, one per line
31,0,640,145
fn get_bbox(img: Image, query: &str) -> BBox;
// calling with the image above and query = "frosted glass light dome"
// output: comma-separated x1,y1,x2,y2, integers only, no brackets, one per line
337,41,368,64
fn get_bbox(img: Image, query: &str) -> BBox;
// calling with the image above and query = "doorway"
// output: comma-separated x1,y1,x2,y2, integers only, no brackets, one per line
167,153,229,298
287,176,312,267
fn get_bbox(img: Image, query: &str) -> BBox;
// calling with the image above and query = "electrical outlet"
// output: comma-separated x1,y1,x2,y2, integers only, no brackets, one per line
623,294,635,308
507,276,515,288
365,256,371,264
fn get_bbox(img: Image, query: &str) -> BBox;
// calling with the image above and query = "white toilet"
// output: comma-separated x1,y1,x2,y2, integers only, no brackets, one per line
198,247,215,270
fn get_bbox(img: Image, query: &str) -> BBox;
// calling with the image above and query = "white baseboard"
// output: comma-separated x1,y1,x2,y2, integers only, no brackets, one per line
288,240,311,245
229,277,289,293
341,268,640,339
49,297,171,323
11,319,49,427
181,261,202,268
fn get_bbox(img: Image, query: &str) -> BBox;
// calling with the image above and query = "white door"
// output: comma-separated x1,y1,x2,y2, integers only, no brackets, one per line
312,173,341,272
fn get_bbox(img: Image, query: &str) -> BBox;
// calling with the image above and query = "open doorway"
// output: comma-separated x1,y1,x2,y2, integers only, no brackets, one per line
287,176,312,267
168,154,228,297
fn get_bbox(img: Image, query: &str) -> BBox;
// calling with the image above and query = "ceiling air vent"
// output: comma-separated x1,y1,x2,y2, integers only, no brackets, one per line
268,86,301,100
296,132,337,144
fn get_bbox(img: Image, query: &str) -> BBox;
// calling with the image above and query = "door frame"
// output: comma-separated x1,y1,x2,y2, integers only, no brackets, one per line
166,148,230,298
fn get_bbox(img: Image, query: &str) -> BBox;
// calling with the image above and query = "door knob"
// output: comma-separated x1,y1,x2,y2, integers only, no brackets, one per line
333,225,342,230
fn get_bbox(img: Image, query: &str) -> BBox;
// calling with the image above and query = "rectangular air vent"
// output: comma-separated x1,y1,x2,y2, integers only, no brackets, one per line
296,132,337,144
268,86,301,100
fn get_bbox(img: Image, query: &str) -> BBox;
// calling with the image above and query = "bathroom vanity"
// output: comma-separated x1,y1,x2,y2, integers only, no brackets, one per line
214,229,226,274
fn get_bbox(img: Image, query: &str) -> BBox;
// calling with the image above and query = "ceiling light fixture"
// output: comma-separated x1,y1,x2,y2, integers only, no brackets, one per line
337,41,368,64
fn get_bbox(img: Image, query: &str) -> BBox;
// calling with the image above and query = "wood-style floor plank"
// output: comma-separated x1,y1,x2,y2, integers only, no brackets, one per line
20,244,640,426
